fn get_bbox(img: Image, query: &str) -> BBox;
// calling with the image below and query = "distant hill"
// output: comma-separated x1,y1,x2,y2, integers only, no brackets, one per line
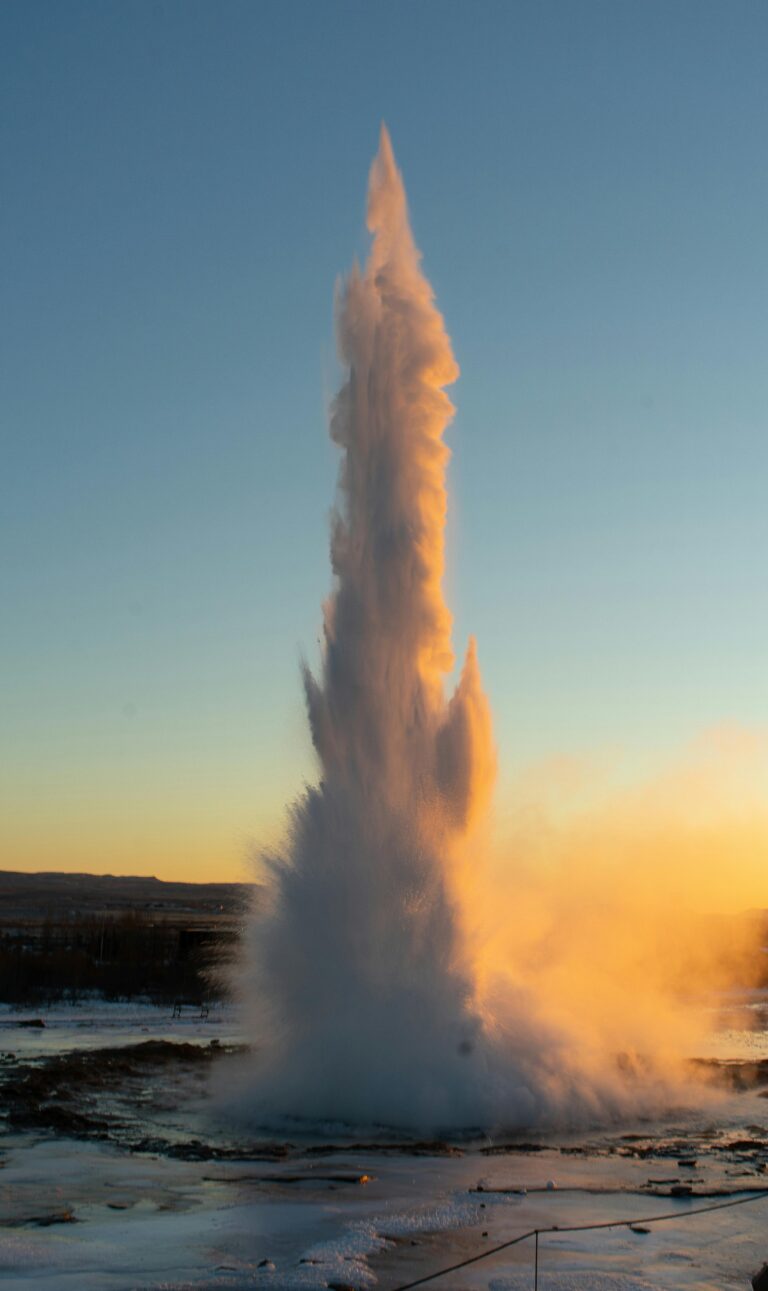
0,870,252,926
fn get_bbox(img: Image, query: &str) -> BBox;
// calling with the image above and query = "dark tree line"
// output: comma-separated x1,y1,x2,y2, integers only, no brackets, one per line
0,911,237,1005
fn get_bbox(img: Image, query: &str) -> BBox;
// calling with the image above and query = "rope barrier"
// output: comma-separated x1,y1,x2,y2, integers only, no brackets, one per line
392,1188,768,1290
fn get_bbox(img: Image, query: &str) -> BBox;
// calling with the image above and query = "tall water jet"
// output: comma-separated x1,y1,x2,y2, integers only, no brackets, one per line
233,129,757,1132
238,127,497,1128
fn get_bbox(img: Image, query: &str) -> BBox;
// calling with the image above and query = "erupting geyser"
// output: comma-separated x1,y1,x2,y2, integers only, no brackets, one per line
238,127,500,1128
234,128,734,1131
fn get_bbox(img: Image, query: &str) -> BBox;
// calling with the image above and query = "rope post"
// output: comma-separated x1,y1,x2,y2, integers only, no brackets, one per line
534,1229,539,1291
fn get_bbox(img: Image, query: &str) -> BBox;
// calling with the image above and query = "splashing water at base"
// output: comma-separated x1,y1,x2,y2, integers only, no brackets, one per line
231,129,763,1132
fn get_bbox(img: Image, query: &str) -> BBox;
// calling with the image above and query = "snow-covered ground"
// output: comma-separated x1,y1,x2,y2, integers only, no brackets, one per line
0,998,242,1058
1,1000,767,1290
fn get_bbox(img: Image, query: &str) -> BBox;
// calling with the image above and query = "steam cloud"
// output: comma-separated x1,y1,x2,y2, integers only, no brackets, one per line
232,130,763,1132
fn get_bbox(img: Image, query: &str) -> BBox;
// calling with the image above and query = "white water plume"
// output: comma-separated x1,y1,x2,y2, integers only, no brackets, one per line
231,129,758,1132
234,127,507,1129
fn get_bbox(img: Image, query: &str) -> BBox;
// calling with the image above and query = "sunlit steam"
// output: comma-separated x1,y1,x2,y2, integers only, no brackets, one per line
233,130,764,1131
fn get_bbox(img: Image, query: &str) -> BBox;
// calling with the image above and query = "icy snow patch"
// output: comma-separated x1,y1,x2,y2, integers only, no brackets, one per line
251,1194,480,1288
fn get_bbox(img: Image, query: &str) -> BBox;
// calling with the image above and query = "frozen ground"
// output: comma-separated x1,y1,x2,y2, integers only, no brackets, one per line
0,999,242,1058
1,997,767,1290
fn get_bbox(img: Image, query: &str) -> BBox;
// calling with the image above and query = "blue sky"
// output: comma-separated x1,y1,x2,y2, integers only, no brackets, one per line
2,0,768,878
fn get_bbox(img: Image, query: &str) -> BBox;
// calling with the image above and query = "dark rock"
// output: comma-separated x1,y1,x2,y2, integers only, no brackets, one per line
303,1139,462,1157
0,1040,233,1139
480,1141,546,1154
8,1210,77,1227
690,1058,768,1092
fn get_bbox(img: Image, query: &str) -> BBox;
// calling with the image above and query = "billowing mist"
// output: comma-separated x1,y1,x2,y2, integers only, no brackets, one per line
230,130,765,1133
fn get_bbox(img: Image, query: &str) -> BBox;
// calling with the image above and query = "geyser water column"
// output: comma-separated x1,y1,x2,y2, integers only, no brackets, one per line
239,127,497,1128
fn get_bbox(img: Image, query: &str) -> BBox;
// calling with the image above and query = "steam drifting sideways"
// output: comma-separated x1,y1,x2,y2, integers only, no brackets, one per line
233,129,754,1132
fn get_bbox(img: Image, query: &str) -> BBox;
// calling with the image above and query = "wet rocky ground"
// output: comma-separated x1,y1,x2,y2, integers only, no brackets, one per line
1,1002,768,1289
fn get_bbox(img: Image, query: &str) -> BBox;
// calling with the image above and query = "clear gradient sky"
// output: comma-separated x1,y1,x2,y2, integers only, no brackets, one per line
2,1,768,882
